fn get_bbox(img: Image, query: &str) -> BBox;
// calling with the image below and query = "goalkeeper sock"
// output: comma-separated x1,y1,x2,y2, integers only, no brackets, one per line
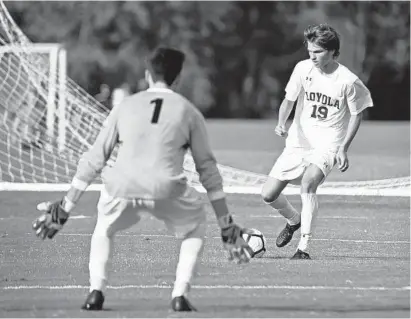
88,230,114,292
298,193,319,252
266,194,300,225
172,237,204,298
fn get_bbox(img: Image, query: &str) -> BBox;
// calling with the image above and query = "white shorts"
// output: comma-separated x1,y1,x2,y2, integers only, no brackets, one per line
95,186,207,239
269,147,336,184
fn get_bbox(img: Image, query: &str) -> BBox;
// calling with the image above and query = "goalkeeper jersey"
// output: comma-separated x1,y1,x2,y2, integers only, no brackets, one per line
73,87,224,200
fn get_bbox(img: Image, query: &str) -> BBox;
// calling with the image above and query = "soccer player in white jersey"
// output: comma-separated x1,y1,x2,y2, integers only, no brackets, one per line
32,47,253,312
261,24,373,259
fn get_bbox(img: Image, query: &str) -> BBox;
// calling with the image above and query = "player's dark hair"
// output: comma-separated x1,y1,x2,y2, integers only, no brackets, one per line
145,47,185,86
303,24,340,58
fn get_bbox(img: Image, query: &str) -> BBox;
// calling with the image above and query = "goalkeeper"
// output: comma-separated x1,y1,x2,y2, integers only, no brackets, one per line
32,47,253,312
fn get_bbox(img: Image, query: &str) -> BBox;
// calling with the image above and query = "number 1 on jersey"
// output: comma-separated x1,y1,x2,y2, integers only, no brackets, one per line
150,98,163,124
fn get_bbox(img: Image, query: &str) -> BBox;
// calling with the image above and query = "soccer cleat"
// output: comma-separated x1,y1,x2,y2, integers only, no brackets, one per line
171,296,197,312
291,249,311,260
276,222,301,247
81,290,105,311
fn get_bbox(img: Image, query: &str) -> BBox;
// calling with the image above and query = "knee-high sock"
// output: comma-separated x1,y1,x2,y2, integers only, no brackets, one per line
298,193,319,252
89,227,114,292
172,237,204,298
266,193,300,225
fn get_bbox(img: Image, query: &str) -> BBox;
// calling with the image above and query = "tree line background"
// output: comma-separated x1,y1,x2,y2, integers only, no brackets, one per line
5,1,410,120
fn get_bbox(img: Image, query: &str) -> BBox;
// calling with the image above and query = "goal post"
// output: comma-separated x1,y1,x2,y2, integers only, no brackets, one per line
0,43,67,152
58,48,67,153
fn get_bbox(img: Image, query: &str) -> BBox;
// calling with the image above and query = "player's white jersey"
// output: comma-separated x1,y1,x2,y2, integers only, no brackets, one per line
73,87,223,200
285,59,373,150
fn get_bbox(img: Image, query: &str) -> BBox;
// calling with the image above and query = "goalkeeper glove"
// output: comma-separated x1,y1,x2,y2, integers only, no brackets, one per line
218,214,253,264
32,198,71,240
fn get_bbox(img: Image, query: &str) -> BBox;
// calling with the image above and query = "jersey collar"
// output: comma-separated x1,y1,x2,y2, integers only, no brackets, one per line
147,87,174,93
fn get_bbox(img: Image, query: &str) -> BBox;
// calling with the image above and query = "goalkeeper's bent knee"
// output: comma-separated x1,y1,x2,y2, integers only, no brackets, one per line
184,222,206,240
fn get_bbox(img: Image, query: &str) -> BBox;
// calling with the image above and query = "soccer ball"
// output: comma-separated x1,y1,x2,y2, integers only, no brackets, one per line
242,228,267,258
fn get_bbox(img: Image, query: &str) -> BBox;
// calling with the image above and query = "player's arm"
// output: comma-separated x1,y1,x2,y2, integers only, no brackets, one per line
340,112,363,153
33,106,121,239
337,79,373,172
276,62,303,137
275,99,295,137
189,110,253,264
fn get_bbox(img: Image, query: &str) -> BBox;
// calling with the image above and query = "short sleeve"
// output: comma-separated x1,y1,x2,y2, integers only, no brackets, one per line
285,61,304,102
346,79,374,115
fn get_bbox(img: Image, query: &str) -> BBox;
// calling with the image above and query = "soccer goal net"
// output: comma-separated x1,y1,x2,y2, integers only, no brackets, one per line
0,1,110,185
0,1,409,196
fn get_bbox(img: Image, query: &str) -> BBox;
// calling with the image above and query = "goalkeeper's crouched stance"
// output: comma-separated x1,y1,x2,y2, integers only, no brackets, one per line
33,186,252,312
32,47,253,312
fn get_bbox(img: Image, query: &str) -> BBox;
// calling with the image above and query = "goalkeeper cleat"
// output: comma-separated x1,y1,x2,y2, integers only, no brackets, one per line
171,296,197,312
276,222,301,247
291,249,311,260
81,290,105,311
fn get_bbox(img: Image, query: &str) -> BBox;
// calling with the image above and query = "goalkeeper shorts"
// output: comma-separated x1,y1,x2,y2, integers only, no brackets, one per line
95,186,207,239
268,146,336,184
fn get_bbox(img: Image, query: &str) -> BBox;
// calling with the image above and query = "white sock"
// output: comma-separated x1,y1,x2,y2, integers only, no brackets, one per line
171,237,204,298
298,193,319,252
297,234,312,252
267,194,300,225
89,228,114,292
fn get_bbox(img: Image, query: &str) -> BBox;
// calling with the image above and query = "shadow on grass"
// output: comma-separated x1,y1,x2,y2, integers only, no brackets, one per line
260,256,291,260
323,255,410,261
2,304,409,317
210,304,410,314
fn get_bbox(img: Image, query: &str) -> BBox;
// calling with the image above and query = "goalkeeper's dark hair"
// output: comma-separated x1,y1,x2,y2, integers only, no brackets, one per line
145,47,185,86
303,24,340,58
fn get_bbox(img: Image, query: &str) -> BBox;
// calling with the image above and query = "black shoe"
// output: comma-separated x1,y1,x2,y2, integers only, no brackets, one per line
291,249,311,260
171,296,197,312
81,290,104,310
276,222,301,247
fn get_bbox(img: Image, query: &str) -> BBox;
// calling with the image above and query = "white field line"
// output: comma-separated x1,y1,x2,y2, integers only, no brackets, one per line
2,231,407,244
67,215,89,219
250,215,369,219
0,215,91,220
2,284,410,292
0,183,409,197
0,215,373,221
57,233,410,244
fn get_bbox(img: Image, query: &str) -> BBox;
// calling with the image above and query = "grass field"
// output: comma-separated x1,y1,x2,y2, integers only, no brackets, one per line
0,120,410,318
